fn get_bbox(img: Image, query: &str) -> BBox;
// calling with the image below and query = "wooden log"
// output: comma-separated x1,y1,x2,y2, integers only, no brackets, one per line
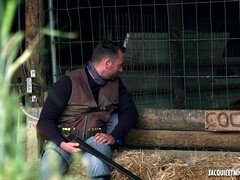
116,149,240,160
124,129,240,151
136,108,205,131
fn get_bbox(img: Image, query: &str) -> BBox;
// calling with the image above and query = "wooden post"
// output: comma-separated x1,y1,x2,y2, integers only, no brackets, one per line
25,0,46,107
168,0,186,109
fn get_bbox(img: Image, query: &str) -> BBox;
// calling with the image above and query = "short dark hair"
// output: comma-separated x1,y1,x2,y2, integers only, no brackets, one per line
91,40,125,63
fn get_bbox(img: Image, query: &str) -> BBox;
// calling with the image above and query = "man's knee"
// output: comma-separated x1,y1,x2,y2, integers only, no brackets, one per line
85,137,112,158
82,137,112,177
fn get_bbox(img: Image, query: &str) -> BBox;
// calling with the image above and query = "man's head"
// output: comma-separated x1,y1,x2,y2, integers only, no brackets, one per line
91,40,125,80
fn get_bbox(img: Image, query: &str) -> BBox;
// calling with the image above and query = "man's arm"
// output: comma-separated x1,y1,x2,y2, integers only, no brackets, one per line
37,75,72,147
110,78,138,140
94,78,138,145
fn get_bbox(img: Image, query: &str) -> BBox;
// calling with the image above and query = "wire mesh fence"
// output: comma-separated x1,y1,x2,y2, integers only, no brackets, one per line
51,0,240,110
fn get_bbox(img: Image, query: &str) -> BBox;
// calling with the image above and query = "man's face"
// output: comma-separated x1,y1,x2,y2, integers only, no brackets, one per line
103,50,124,80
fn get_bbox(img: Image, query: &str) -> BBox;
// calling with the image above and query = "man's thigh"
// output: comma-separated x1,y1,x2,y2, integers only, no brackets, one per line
40,142,72,177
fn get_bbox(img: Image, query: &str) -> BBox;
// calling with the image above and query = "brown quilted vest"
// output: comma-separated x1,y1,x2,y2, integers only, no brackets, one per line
58,69,119,139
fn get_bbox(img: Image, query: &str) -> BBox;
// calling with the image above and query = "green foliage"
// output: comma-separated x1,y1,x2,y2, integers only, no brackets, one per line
40,27,78,39
0,0,40,179
0,0,4,29
0,1,80,179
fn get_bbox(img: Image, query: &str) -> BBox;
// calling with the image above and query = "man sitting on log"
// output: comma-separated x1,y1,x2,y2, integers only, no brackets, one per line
37,40,138,180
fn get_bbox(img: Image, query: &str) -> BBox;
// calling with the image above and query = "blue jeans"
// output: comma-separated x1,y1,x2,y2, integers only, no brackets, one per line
40,137,112,179
39,114,118,180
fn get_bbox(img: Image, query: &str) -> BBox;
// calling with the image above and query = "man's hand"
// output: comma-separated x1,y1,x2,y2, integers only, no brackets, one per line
60,141,81,154
94,133,116,145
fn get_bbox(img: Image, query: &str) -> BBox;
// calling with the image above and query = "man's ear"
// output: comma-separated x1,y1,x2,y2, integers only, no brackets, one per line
103,58,111,68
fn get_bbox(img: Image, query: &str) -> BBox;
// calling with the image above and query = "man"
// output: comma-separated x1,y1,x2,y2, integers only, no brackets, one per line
37,40,138,180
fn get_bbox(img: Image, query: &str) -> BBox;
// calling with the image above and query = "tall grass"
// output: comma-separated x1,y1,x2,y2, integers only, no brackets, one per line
0,0,41,179
0,1,80,179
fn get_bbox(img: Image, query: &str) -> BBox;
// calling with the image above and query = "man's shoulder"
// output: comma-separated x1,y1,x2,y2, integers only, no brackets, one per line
65,68,86,80
52,75,72,88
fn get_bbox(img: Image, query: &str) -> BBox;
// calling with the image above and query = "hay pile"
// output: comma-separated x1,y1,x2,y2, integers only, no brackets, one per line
111,150,240,180
67,149,240,180
111,150,172,180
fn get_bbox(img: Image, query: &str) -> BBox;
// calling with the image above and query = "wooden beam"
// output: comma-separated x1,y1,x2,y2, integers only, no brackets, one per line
124,129,240,151
25,0,46,107
116,149,240,160
136,108,205,131
168,0,185,109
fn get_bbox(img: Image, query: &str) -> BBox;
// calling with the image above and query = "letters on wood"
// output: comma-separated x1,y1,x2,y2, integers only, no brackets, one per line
205,111,240,131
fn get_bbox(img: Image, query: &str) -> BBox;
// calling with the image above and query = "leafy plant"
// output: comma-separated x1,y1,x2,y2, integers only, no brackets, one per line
0,0,79,179
0,0,41,179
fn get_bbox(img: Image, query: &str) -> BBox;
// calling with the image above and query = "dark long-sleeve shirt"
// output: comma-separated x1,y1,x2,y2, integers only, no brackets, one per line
37,68,138,147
